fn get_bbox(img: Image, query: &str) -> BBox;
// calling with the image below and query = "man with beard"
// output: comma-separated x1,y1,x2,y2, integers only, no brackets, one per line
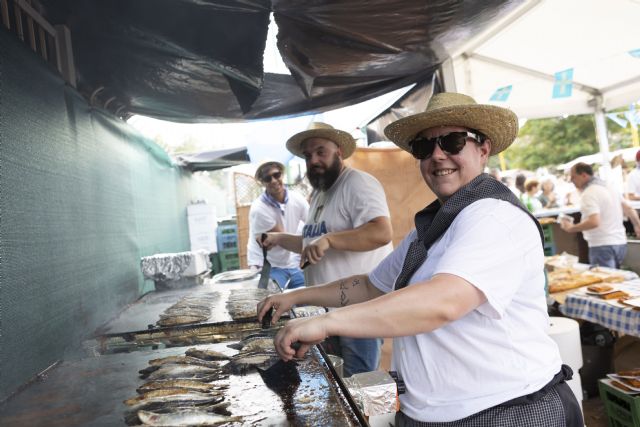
261,122,393,376
247,161,309,289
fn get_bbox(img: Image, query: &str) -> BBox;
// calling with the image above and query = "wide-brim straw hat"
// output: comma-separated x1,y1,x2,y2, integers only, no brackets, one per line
384,92,518,156
286,122,356,159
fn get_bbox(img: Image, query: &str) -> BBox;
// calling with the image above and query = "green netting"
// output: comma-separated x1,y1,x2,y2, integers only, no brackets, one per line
0,31,217,400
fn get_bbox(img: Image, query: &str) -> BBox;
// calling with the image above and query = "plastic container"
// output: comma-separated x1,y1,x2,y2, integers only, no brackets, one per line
219,251,240,272
598,379,640,427
216,222,238,252
327,355,344,377
542,223,554,245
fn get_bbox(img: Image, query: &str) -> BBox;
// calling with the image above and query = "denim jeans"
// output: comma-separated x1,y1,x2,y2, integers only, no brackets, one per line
270,267,305,290
589,244,626,268
323,336,382,377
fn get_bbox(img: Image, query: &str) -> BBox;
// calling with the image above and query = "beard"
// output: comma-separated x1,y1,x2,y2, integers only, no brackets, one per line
307,153,343,191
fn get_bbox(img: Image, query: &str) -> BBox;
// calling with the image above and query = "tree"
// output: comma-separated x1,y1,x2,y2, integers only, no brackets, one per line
503,115,598,170
501,111,635,170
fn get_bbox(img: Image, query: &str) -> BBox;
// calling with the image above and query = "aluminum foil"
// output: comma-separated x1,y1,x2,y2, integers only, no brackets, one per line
140,250,211,281
345,370,397,417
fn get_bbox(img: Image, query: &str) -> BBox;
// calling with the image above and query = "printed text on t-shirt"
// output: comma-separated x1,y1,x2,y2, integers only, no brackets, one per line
303,221,328,238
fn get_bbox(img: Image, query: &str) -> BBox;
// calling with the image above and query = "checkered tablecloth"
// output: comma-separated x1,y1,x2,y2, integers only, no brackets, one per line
560,280,640,337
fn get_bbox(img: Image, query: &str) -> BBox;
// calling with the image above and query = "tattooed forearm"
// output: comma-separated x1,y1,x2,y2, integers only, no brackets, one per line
339,280,350,306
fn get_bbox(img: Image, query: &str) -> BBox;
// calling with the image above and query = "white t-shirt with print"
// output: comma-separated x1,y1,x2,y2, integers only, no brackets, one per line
580,182,626,247
369,199,562,422
302,167,393,285
247,190,309,268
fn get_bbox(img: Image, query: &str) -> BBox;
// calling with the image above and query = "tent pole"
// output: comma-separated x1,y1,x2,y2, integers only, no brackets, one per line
593,95,611,180
438,58,457,92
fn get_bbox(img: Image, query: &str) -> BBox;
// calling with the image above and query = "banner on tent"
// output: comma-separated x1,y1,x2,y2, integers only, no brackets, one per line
490,85,512,102
552,68,574,99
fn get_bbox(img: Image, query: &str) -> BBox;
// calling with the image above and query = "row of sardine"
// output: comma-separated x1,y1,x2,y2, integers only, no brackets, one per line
125,346,239,426
156,292,220,327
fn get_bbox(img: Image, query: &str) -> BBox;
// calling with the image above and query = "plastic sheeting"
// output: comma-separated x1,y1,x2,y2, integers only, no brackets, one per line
0,30,216,400
35,0,523,122
176,147,251,171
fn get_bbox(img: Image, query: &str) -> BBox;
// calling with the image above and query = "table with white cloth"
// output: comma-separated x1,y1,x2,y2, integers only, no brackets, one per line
560,280,640,338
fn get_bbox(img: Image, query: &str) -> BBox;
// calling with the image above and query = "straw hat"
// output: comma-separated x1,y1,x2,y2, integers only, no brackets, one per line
286,122,356,159
384,92,518,156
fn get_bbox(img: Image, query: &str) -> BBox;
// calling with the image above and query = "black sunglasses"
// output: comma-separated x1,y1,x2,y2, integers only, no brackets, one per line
261,171,282,183
409,131,484,160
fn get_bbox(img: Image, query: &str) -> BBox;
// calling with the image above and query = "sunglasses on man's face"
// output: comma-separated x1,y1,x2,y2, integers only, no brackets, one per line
409,131,484,160
261,171,282,183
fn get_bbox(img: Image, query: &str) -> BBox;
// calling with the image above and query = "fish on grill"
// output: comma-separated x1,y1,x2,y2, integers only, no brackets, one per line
227,335,274,351
137,379,228,394
148,355,221,369
224,351,282,375
156,314,209,327
124,399,228,425
125,389,223,406
125,391,224,411
155,292,220,327
185,348,230,361
141,364,224,381
225,288,276,320
137,408,241,426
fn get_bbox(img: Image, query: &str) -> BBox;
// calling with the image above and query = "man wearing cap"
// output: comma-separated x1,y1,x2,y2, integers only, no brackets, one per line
261,122,393,376
258,93,582,426
626,149,640,200
247,161,309,290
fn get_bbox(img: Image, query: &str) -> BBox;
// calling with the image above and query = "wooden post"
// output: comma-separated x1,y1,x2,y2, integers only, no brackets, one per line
1,0,10,30
14,1,24,41
54,25,76,88
38,26,47,61
26,15,36,51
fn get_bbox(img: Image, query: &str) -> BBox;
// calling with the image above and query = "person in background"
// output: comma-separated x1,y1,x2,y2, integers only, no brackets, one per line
259,93,582,426
260,122,393,376
561,162,640,268
489,167,501,180
522,178,543,212
514,173,526,197
247,161,309,289
626,150,640,200
539,179,559,209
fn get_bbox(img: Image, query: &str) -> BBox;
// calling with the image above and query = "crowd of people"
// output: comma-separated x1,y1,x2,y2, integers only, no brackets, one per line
496,149,640,214
249,92,584,426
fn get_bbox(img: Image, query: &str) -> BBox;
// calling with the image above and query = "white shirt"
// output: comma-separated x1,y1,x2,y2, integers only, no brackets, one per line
302,167,393,285
369,199,562,422
247,190,309,268
580,181,626,247
627,167,640,197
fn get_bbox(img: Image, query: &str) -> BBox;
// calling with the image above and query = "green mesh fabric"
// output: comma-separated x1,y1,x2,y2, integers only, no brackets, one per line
0,31,216,399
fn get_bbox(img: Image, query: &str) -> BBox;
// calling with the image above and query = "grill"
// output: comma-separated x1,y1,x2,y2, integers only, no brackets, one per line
0,275,367,426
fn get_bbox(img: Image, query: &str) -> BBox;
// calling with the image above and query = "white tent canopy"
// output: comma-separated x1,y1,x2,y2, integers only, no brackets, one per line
450,0,640,120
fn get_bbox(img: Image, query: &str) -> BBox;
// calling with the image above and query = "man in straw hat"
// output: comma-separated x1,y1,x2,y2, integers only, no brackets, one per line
247,161,309,290
258,93,582,426
260,122,393,376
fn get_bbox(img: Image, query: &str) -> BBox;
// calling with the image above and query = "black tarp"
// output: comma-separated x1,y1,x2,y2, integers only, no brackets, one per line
35,0,524,123
176,146,251,171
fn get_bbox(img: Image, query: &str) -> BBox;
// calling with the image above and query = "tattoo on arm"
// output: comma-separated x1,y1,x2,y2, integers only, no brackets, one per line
339,280,350,306
353,278,360,286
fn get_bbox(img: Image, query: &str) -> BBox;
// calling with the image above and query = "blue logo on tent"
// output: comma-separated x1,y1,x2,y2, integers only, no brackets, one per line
490,85,512,102
629,49,640,58
552,68,574,99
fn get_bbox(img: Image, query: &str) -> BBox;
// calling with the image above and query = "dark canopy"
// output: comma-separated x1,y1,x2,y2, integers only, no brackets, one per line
176,147,251,171
36,0,523,123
